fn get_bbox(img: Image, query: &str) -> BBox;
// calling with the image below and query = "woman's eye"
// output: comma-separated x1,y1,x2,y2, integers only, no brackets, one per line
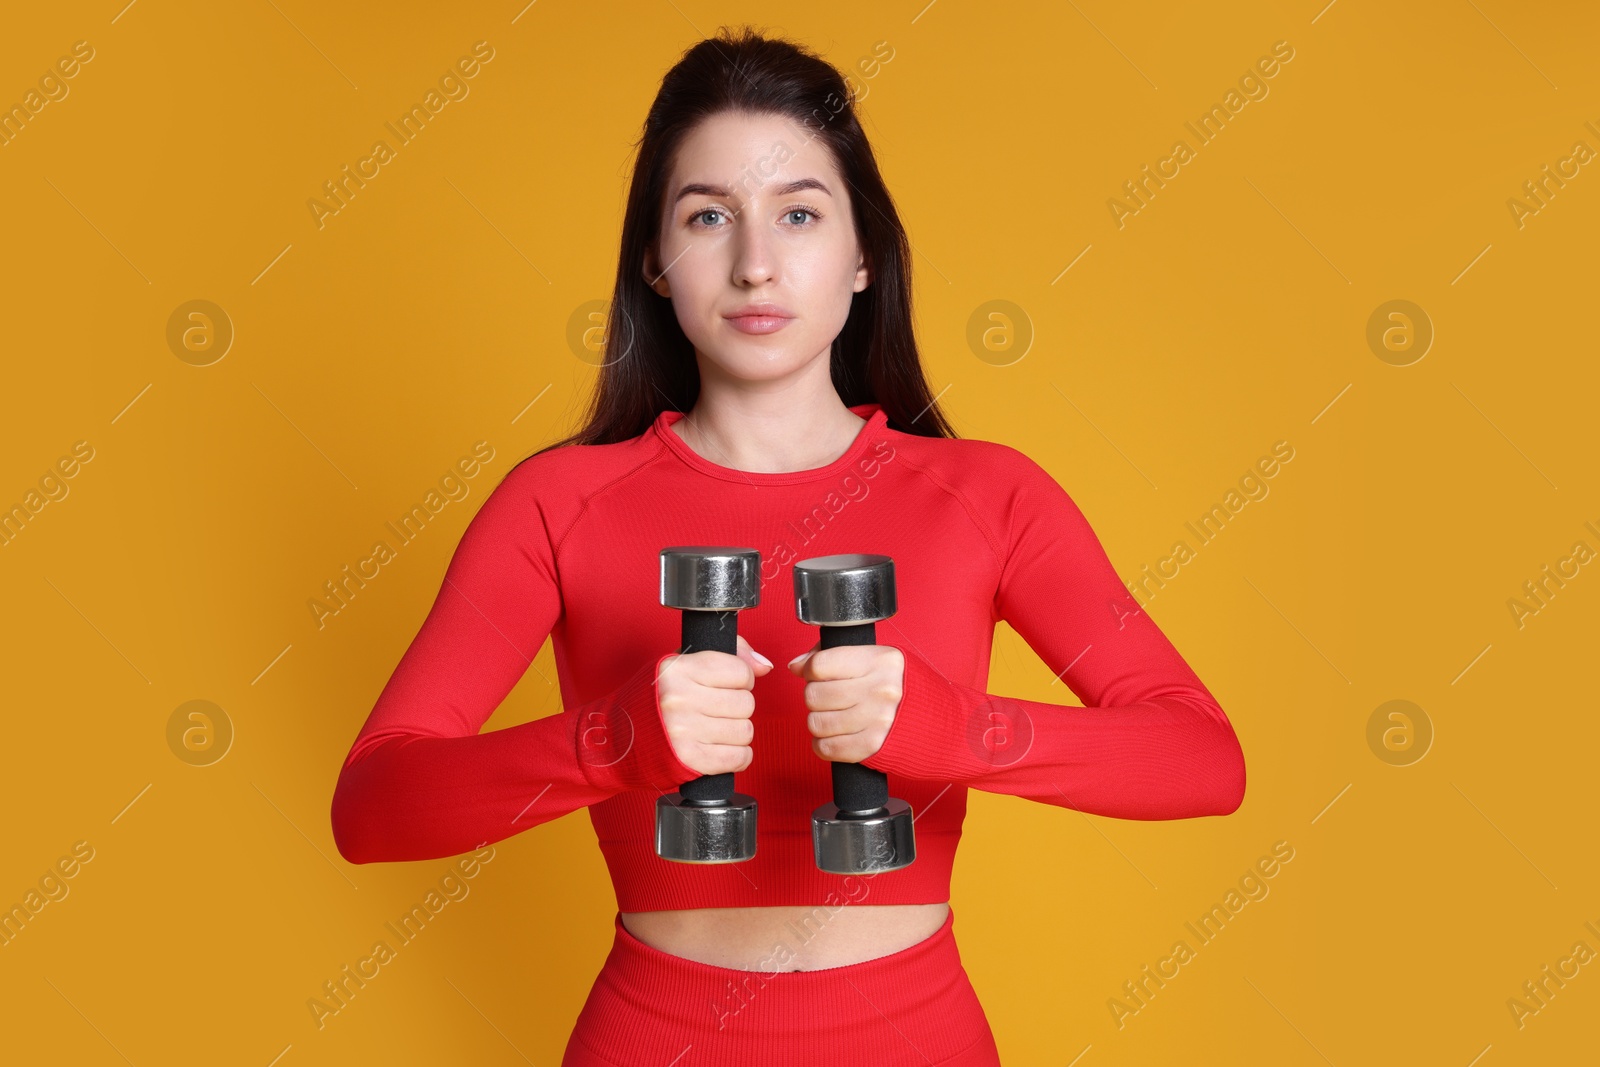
689,206,821,229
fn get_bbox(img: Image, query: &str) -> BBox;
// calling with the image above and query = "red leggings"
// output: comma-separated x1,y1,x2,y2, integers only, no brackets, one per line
562,905,1001,1066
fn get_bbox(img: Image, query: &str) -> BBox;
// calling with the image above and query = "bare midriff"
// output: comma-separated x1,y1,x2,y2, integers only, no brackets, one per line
620,902,950,971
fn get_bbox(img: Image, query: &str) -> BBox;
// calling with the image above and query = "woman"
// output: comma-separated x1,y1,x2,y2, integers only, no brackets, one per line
330,26,1246,1066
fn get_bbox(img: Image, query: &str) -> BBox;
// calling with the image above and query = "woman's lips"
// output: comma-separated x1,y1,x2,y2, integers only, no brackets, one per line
724,313,794,335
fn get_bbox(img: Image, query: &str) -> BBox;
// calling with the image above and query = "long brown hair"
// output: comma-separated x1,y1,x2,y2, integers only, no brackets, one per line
525,25,957,463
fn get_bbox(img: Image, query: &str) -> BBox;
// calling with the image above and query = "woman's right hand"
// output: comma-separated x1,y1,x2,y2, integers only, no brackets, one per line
656,634,772,776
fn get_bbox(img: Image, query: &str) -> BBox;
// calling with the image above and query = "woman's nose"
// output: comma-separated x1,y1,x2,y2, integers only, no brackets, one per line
730,218,776,285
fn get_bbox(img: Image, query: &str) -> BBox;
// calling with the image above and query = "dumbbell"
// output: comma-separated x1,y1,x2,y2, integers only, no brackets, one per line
654,546,762,864
792,553,916,875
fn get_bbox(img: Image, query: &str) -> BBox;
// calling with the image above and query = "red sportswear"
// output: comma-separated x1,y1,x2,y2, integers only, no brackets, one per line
330,403,1246,909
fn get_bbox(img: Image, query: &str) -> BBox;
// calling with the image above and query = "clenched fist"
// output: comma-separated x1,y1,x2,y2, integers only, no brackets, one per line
788,641,905,763
656,634,773,777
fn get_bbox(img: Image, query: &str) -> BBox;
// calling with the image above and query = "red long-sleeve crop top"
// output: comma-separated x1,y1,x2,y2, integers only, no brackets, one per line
329,402,1246,909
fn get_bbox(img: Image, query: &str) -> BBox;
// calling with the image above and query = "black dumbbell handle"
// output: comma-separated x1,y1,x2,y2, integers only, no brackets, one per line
821,621,891,816
676,609,739,806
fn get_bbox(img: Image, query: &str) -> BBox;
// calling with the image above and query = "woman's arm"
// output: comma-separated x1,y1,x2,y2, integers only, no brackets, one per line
864,452,1246,820
329,460,697,864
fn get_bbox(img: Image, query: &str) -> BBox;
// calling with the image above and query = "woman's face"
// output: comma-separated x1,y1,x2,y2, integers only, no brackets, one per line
645,109,870,386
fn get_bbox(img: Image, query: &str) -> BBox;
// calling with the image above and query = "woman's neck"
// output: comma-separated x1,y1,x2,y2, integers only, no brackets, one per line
671,394,866,475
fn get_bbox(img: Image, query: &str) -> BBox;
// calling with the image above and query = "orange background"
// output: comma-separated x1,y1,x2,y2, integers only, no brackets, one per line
2,1,1596,1064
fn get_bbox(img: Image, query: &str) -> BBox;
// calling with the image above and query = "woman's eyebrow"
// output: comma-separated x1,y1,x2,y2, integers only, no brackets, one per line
673,177,833,203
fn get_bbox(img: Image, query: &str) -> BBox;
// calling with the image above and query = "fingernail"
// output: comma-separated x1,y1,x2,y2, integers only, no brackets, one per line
787,652,804,668
752,649,773,667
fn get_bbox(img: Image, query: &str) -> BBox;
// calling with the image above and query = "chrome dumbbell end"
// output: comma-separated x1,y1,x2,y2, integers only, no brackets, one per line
655,792,759,863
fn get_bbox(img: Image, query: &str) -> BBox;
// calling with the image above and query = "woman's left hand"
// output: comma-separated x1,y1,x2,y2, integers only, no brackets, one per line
788,641,906,763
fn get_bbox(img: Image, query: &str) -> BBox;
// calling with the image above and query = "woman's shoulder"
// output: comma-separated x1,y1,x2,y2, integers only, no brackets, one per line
882,426,1053,495
490,428,664,511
